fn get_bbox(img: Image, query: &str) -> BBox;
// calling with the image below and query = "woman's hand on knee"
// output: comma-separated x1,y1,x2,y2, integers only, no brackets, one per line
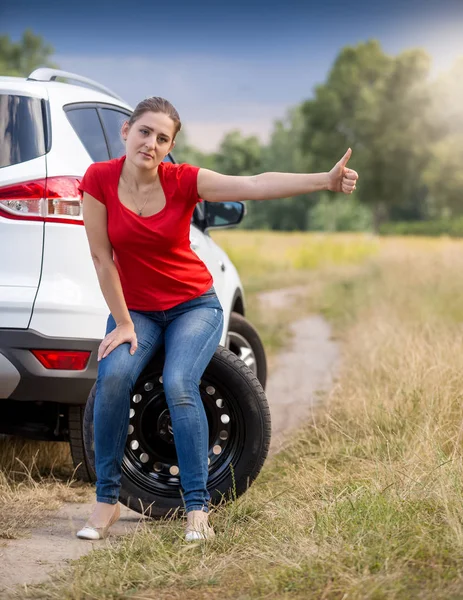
98,322,138,361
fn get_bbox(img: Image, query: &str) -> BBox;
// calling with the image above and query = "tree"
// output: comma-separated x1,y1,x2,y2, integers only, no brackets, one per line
172,130,216,170
309,193,373,232
213,130,262,176
423,58,463,217
209,130,264,228
243,107,316,230
0,29,57,77
301,40,436,230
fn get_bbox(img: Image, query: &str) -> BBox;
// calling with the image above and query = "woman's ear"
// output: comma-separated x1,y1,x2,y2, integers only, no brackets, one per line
169,140,176,153
121,121,130,141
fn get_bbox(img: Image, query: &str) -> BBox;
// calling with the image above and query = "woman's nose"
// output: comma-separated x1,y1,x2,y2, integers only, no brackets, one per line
145,136,156,149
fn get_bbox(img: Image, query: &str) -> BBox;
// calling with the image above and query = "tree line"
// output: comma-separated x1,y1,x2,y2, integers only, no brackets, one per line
2,32,462,233
176,41,463,233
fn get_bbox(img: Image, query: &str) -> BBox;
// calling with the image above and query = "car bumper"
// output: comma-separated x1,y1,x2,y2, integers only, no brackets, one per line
0,328,100,404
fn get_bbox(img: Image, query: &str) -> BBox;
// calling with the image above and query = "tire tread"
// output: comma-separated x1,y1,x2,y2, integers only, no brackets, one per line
68,404,95,482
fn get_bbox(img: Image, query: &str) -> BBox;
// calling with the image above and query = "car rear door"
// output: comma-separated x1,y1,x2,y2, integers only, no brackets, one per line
0,81,48,328
29,99,124,339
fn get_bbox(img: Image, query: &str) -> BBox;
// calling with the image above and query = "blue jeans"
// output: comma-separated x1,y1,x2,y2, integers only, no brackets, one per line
93,288,224,512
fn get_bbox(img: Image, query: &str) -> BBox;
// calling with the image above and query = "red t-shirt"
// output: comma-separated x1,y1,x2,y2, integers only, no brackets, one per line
79,156,213,311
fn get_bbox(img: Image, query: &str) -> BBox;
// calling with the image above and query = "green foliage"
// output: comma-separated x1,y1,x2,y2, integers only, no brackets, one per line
172,130,216,169
423,58,463,217
194,41,463,233
0,29,57,76
380,217,463,237
301,40,435,229
213,129,262,175
240,107,318,230
309,192,373,232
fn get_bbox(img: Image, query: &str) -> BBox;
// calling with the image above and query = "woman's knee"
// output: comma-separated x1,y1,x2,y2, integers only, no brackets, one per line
162,369,197,405
97,371,131,396
97,347,136,396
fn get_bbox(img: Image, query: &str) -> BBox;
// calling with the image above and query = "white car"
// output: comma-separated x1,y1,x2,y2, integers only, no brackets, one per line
0,69,269,516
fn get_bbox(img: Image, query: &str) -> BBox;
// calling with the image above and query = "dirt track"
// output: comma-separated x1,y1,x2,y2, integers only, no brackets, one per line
0,286,340,596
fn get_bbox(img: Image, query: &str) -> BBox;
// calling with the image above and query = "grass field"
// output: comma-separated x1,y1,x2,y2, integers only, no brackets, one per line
5,232,463,599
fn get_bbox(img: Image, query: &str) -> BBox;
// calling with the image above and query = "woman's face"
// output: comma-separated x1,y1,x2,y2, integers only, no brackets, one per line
122,111,176,169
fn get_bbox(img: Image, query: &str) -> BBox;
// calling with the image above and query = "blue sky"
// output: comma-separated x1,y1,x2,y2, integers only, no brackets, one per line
3,0,463,150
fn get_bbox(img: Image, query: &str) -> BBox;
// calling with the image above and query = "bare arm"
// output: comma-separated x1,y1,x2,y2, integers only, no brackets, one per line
198,170,330,202
82,192,137,359
197,148,358,203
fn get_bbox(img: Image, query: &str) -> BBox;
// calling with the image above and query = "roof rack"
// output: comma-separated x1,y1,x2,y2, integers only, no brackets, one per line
27,68,125,102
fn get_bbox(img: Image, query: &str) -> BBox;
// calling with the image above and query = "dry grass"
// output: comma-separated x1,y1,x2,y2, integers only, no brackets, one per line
0,439,92,539
11,232,463,599
211,231,379,358
211,230,379,292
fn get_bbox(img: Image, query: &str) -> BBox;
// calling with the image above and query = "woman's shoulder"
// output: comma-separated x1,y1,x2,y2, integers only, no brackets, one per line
79,156,124,203
160,161,200,203
85,156,125,179
160,161,200,179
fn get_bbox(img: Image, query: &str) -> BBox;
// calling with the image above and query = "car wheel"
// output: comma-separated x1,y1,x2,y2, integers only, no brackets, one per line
69,404,96,483
226,312,267,389
82,346,271,517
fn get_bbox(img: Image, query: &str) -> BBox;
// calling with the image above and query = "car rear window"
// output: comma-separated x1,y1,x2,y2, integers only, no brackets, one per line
99,108,129,158
0,94,46,168
66,107,109,162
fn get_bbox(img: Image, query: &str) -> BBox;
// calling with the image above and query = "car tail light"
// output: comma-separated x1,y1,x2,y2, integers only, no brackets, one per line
31,349,91,370
0,176,84,225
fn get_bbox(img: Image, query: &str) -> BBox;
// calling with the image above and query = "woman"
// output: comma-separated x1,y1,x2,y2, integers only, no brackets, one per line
76,97,358,542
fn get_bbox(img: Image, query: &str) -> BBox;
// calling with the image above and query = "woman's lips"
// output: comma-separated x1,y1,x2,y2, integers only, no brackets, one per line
140,152,153,158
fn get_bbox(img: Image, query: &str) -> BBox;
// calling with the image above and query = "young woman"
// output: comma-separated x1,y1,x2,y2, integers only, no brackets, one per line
76,97,358,542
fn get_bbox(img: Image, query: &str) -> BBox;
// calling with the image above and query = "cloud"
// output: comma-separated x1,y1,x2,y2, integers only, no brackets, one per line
183,118,276,152
54,53,314,150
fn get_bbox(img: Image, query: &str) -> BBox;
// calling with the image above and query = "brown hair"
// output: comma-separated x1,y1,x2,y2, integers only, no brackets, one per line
128,97,182,138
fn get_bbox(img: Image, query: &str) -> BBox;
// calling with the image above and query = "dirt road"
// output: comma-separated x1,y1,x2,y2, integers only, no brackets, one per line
258,286,340,455
0,286,339,596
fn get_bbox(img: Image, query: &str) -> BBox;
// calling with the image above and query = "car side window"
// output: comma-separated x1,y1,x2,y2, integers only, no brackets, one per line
99,108,129,158
66,108,109,162
0,94,46,168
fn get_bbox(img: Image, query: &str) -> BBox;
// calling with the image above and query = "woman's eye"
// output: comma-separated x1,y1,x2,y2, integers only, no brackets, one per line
158,137,168,143
140,129,148,134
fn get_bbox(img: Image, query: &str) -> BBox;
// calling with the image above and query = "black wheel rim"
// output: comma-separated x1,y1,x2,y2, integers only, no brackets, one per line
122,367,245,499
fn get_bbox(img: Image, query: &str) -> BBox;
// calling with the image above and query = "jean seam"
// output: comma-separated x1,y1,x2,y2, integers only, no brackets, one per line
186,505,209,513
96,495,118,505
179,309,223,510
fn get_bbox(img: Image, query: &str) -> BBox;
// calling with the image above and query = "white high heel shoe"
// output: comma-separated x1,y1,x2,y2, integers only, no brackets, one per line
76,503,121,540
185,509,215,542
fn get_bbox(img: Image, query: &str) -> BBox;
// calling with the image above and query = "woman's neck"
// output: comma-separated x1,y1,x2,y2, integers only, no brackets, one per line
123,157,160,187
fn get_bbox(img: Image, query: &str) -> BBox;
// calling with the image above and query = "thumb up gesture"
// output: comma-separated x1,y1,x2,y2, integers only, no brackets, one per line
328,148,359,194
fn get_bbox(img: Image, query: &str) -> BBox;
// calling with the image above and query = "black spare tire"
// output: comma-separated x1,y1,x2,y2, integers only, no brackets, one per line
83,346,271,518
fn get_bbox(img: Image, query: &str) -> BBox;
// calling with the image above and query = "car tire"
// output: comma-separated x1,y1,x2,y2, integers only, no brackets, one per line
69,405,96,483
82,346,271,517
227,312,267,389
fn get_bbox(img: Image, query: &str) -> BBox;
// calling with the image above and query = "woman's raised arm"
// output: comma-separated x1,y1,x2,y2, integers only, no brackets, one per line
197,148,358,203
